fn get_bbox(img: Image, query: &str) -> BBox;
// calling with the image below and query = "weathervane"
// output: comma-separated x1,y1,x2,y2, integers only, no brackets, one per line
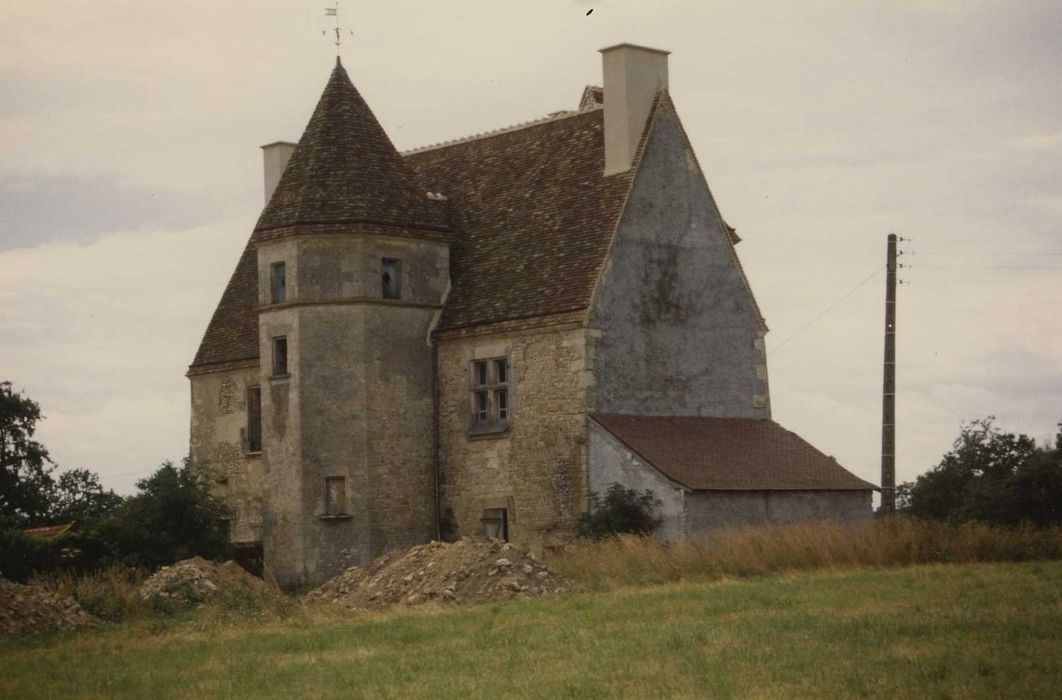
323,2,353,53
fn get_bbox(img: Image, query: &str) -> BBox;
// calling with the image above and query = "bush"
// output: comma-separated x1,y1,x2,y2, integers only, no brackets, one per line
578,483,661,539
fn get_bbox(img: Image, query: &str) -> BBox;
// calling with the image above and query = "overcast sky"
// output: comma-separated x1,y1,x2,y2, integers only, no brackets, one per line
1,1,1059,495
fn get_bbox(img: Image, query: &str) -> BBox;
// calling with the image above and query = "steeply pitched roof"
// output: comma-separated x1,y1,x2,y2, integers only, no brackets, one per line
253,58,450,239
191,243,259,369
405,108,633,330
591,414,876,491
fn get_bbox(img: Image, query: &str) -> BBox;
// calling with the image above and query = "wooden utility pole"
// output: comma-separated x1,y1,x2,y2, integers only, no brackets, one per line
880,234,897,513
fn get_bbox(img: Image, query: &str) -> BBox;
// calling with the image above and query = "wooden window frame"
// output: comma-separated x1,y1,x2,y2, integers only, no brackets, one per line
271,336,289,378
468,356,510,435
323,476,349,518
270,261,286,304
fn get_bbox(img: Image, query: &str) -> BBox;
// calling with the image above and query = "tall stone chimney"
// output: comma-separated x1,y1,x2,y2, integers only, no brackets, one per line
261,141,297,204
599,44,670,176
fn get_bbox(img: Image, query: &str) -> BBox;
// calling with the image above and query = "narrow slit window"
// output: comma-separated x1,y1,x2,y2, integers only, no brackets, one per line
246,387,262,453
325,477,346,517
272,336,288,376
495,359,507,384
270,262,286,303
382,258,401,300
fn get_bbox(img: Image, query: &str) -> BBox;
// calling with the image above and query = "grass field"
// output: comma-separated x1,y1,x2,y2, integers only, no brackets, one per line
2,561,1061,699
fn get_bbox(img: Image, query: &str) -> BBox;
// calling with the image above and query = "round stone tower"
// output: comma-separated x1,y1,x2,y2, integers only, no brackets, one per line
252,59,451,587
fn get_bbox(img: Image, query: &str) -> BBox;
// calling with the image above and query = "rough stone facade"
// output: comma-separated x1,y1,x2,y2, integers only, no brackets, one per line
188,364,264,545
255,233,448,587
588,101,770,419
436,318,595,551
686,491,872,532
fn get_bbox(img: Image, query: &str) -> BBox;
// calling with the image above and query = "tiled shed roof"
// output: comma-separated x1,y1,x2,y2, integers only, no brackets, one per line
591,414,876,491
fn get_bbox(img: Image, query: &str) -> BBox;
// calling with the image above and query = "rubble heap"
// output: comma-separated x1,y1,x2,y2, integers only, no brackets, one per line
0,576,97,637
139,557,271,605
306,538,568,610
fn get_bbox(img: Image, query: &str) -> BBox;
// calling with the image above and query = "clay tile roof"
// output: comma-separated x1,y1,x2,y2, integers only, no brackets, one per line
253,58,450,239
190,243,259,369
591,414,876,491
404,108,633,330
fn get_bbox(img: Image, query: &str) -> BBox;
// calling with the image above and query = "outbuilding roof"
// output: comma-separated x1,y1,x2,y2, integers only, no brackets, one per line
591,414,876,491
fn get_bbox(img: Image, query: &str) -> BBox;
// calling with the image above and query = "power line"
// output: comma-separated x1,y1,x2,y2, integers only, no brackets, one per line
768,264,885,357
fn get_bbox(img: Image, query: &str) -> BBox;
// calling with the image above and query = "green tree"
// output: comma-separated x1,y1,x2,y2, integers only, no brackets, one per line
0,381,55,525
578,483,661,539
103,458,231,570
48,468,123,523
900,417,1061,526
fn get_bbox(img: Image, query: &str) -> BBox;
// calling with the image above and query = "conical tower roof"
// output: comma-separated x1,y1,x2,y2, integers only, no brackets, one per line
253,58,449,237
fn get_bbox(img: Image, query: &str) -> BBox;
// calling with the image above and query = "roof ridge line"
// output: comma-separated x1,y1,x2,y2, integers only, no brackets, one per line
402,106,601,156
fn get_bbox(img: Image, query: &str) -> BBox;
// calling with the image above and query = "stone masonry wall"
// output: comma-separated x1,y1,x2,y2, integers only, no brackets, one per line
686,490,872,533
257,233,447,587
437,321,594,551
588,101,770,419
188,365,265,544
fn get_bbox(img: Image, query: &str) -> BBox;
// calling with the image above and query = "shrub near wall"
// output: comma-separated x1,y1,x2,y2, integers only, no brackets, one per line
550,517,1062,589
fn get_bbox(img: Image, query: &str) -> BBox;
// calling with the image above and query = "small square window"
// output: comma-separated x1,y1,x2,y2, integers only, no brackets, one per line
270,262,286,304
382,258,401,300
481,508,508,541
272,336,288,376
325,477,346,517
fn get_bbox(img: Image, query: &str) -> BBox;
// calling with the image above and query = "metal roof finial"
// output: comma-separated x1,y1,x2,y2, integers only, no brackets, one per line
323,2,353,55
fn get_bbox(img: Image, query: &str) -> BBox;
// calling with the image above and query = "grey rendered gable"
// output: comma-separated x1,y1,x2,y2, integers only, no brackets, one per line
586,96,771,419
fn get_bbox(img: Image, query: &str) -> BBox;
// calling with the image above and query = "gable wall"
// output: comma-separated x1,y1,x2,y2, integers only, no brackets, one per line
588,104,770,419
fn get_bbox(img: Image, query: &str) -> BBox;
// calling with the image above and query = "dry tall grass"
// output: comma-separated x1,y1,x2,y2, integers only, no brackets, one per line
549,517,1062,588
34,565,149,621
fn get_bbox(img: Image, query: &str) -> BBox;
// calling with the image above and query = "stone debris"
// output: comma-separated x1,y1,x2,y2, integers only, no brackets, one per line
139,557,271,605
0,576,97,637
305,538,568,610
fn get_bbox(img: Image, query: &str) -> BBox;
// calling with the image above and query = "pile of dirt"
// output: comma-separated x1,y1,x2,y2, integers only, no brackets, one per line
0,576,97,636
305,538,568,610
139,557,272,605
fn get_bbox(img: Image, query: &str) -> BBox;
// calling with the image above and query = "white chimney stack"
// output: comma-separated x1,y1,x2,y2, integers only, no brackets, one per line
599,44,670,176
261,141,297,204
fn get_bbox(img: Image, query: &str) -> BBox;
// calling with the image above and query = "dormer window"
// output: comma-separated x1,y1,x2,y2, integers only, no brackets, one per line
382,258,401,300
270,262,286,303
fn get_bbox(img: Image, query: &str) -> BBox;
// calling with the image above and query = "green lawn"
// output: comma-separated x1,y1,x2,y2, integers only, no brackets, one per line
2,562,1061,699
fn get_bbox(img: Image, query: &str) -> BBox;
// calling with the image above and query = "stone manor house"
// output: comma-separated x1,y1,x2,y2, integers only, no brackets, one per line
188,44,875,587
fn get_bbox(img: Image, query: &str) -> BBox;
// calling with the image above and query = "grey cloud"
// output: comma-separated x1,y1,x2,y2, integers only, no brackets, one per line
0,175,235,250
